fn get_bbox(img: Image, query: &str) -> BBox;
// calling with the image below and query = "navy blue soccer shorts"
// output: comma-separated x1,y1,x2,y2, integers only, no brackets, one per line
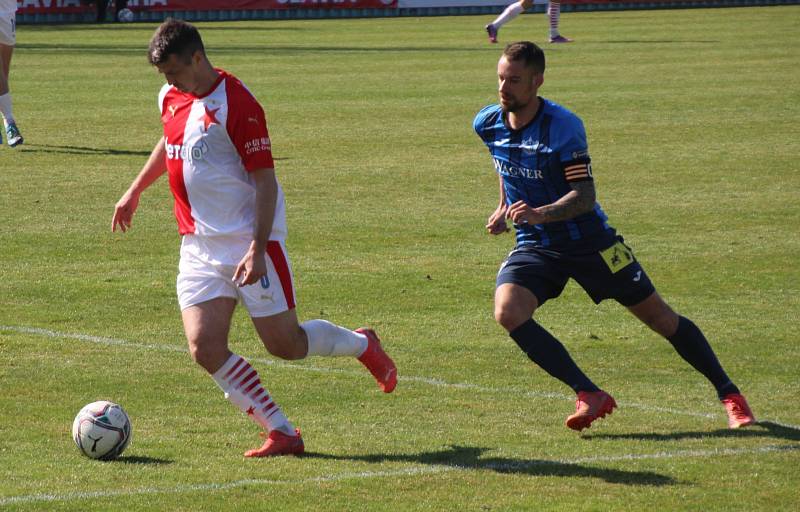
496,237,656,307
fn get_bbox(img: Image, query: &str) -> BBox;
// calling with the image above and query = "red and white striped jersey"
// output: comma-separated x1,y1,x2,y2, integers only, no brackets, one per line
158,69,286,240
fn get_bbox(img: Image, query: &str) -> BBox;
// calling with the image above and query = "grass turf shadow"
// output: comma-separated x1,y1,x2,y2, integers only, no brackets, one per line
114,455,173,465
302,444,674,487
19,144,152,157
582,421,800,442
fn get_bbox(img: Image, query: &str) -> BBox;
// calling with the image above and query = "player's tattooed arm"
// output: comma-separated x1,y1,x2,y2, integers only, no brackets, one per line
538,180,596,222
507,180,596,225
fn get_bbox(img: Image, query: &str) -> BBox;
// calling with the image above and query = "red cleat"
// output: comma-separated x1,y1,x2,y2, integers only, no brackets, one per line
722,393,756,429
244,428,304,458
356,328,397,393
566,390,617,431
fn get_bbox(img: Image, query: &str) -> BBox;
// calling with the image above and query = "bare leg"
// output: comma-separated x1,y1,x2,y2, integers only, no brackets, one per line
0,44,11,93
181,297,236,373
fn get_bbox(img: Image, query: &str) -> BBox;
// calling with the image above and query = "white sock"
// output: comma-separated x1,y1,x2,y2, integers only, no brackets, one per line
548,1,562,38
492,2,524,29
0,93,14,125
302,319,368,357
212,353,295,435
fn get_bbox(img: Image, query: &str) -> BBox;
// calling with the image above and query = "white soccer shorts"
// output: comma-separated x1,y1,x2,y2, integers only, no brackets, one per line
177,235,296,318
0,12,15,46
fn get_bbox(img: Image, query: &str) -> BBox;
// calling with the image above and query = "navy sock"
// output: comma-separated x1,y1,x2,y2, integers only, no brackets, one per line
509,319,600,393
667,316,739,400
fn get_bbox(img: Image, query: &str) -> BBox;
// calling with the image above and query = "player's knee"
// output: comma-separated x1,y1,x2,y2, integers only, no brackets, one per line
495,304,529,332
188,338,228,373
645,310,679,337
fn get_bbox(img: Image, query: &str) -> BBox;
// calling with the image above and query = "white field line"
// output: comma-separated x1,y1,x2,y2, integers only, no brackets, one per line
1,444,798,506
2,325,798,427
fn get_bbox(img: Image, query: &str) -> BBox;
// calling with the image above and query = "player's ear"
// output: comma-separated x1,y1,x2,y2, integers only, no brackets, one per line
191,49,204,67
534,72,544,89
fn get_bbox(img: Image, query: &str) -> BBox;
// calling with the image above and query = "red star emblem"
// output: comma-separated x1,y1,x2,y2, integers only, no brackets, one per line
202,105,220,132
246,406,255,416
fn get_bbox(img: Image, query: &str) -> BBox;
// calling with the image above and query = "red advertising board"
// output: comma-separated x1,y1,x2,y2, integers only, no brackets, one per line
17,1,85,14
17,0,398,14
14,0,759,15
134,0,400,10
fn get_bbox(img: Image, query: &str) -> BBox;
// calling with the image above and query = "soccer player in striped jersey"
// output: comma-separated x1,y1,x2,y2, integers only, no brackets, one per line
0,0,22,146
485,1,572,45
474,41,755,431
112,19,397,457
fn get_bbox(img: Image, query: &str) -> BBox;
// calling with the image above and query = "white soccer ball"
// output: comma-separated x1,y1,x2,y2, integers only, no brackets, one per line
117,8,134,23
72,401,132,460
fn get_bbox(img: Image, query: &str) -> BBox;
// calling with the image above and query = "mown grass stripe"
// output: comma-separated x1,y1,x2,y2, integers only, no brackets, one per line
4,324,797,427
2,444,797,506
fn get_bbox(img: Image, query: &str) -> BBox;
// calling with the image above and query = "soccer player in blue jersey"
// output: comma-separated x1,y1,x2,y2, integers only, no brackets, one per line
474,41,755,431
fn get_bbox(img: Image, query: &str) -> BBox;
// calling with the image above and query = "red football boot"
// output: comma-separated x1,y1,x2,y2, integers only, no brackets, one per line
722,393,756,429
566,390,617,431
244,428,304,458
356,328,397,393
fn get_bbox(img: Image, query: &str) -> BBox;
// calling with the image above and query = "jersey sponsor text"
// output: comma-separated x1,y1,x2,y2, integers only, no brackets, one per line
494,158,543,180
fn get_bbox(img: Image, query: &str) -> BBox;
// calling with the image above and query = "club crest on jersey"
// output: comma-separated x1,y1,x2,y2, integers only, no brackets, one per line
520,137,552,156
165,137,209,162
168,104,177,117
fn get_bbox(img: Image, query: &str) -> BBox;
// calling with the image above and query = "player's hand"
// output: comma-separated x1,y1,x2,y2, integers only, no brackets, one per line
486,205,510,235
233,243,267,287
507,200,545,226
111,191,140,232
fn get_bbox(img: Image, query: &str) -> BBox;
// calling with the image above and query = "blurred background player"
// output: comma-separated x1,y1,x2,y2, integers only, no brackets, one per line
92,0,129,23
474,41,755,432
0,0,22,147
112,19,397,457
485,1,572,44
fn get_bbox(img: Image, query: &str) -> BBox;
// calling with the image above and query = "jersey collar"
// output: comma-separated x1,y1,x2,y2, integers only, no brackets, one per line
502,96,545,133
181,69,227,100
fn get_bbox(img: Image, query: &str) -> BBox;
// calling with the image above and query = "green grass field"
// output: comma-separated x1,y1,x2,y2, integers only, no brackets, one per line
1,6,799,510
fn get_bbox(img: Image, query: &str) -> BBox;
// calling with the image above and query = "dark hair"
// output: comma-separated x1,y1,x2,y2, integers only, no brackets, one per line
148,18,205,65
503,41,545,74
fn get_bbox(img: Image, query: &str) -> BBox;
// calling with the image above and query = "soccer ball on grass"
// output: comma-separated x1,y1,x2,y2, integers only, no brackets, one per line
72,401,132,460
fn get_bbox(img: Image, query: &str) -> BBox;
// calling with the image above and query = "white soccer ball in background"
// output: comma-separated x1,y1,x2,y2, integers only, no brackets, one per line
72,401,132,460
117,8,134,23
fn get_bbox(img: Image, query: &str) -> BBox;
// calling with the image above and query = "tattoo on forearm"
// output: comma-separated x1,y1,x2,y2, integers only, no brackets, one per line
539,181,596,222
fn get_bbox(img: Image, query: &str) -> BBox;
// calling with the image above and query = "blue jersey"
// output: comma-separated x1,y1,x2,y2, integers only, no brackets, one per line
474,99,616,253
